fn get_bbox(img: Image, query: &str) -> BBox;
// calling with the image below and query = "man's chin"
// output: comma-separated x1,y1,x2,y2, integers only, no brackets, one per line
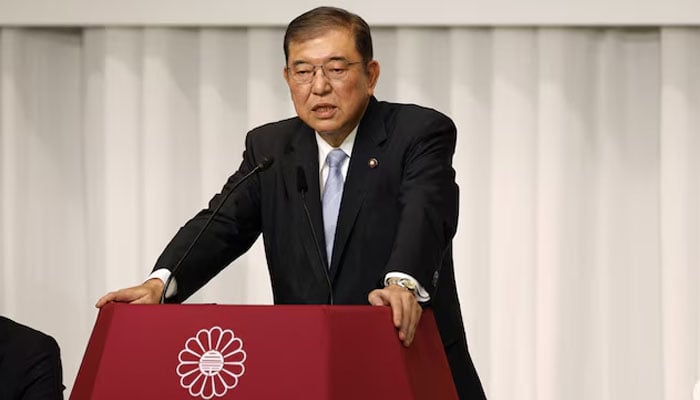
309,121,342,136
314,128,351,146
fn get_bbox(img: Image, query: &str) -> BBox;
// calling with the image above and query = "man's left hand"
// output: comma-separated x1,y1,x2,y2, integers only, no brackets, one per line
368,285,422,347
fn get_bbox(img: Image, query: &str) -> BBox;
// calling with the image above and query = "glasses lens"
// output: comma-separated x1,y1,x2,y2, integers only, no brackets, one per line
323,60,350,81
289,60,359,83
290,63,315,83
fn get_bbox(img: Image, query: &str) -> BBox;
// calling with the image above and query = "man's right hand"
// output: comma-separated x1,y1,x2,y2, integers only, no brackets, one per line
95,278,164,308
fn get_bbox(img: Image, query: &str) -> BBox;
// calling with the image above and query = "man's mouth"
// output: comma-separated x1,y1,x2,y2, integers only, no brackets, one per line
312,104,337,117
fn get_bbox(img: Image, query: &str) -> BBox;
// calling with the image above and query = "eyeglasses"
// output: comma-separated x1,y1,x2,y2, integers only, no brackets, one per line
287,59,364,84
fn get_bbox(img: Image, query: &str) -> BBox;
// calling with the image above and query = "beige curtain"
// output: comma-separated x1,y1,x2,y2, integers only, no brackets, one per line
1,26,698,399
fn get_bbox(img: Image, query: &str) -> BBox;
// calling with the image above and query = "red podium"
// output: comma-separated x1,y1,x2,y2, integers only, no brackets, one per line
71,303,457,400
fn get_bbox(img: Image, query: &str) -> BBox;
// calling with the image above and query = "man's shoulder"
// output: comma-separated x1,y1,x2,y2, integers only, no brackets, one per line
242,116,311,161
0,316,60,360
368,99,456,137
248,116,305,138
372,99,453,125
0,316,58,347
376,99,445,113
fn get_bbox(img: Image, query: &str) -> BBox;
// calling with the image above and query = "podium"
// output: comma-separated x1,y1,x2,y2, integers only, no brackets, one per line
71,303,457,399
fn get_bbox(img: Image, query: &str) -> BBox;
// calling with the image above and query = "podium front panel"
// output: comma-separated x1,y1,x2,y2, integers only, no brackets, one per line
71,303,457,400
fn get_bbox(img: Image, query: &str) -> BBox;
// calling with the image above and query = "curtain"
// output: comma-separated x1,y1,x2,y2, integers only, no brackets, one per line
0,26,698,399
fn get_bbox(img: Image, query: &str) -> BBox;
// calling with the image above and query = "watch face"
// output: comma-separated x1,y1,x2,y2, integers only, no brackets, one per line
399,278,416,291
387,277,416,291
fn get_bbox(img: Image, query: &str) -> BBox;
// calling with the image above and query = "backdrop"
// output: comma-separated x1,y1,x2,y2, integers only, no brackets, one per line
0,26,698,399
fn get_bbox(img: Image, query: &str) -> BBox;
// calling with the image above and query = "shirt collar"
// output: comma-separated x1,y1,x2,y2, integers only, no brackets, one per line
315,127,357,166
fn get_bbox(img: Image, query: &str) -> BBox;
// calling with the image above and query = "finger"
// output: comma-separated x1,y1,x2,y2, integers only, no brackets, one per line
396,292,421,346
368,289,389,306
99,287,144,306
109,288,141,303
403,299,417,344
388,293,404,329
95,292,116,308
396,294,412,341
403,303,422,347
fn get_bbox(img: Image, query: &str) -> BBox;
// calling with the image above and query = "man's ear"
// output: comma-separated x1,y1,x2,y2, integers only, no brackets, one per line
366,60,380,95
283,66,290,83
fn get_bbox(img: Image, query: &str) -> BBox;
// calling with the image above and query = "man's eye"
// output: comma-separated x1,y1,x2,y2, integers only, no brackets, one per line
326,62,346,70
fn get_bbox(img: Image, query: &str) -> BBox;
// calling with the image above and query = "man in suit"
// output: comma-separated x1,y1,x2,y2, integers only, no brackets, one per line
0,316,64,399
97,6,486,399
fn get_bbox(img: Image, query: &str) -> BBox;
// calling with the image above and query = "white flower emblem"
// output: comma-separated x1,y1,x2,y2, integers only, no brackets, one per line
177,326,247,399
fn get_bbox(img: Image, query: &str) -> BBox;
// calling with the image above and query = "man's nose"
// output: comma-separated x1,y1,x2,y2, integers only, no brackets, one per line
311,67,331,94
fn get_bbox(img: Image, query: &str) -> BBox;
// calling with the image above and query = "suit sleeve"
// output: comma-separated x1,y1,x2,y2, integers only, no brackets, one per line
152,132,263,303
0,318,64,400
384,111,459,298
19,334,64,400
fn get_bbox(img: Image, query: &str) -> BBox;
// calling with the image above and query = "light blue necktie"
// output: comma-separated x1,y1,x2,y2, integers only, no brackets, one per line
322,148,348,265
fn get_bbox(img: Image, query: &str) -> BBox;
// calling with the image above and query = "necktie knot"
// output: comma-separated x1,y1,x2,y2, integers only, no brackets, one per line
326,148,347,169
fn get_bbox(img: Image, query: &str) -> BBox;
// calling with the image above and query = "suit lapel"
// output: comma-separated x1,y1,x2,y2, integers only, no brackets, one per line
282,124,329,272
330,98,387,278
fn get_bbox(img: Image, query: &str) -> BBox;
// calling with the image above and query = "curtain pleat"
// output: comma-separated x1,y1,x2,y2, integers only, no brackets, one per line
1,26,698,399
660,27,700,400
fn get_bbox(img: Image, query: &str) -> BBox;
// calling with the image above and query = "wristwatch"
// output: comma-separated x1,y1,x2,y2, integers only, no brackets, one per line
386,277,417,293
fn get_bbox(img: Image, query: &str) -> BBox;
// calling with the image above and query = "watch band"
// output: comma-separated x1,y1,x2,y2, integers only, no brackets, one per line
385,277,417,292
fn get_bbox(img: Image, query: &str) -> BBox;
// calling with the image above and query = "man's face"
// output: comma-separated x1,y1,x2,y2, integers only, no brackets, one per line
284,29,379,144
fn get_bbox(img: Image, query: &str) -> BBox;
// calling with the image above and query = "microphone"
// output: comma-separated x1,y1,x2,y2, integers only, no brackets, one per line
159,156,274,304
296,166,334,305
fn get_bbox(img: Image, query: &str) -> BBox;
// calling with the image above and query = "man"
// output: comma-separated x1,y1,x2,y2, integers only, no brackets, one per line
0,316,64,399
97,6,486,399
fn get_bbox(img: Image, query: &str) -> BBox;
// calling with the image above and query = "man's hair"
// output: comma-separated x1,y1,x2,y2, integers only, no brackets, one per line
283,7,373,65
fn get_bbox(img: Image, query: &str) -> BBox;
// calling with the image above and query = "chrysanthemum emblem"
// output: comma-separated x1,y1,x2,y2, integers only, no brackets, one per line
177,326,247,399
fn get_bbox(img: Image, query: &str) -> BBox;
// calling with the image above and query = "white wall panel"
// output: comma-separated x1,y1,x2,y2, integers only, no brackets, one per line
0,0,699,26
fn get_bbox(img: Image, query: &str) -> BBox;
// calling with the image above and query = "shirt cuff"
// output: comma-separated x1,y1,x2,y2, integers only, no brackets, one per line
384,272,431,303
148,268,177,299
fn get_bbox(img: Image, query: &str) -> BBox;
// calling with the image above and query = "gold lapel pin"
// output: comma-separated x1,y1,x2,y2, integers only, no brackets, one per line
368,158,378,168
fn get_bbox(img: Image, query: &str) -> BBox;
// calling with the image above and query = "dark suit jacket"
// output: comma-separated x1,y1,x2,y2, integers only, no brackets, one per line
0,317,64,400
154,97,486,399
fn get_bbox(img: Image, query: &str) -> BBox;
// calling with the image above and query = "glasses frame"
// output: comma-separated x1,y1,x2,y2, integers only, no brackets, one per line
286,59,365,84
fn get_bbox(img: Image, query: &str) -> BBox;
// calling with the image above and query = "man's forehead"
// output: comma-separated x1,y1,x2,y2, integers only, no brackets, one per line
288,29,355,51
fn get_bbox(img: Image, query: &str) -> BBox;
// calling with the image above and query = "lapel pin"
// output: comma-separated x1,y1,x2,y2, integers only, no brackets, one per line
368,158,378,169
